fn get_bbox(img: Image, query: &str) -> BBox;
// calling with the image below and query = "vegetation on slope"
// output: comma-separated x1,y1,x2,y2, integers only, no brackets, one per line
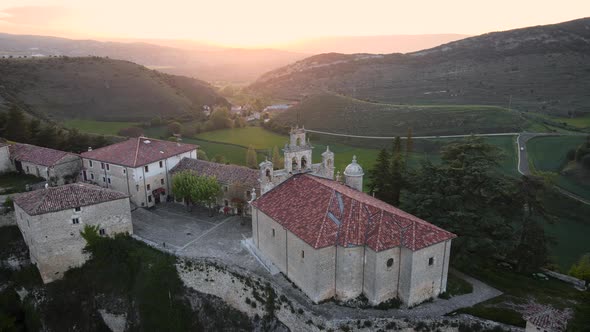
265,94,528,136
249,18,590,117
0,57,228,122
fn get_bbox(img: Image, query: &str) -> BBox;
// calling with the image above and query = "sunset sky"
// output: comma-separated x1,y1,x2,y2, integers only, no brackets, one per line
0,0,588,48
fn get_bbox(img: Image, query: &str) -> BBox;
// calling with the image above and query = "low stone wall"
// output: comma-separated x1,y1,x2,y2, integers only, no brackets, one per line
542,269,587,290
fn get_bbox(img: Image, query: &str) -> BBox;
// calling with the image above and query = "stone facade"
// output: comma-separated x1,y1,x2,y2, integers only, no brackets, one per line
260,127,334,195
0,144,12,174
82,150,196,208
8,143,82,185
14,195,132,283
252,207,452,306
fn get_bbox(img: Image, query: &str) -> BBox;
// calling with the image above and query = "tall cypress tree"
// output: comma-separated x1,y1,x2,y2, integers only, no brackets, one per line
368,148,391,202
389,136,405,206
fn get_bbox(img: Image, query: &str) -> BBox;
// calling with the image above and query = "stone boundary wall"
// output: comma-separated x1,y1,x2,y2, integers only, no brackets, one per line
542,269,587,290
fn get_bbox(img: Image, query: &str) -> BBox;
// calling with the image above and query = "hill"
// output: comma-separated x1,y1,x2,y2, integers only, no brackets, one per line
249,18,590,117
266,94,527,136
0,33,306,83
0,57,228,121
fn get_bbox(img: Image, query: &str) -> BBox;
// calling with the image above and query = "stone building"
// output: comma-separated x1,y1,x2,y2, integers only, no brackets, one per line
9,143,82,185
81,137,198,208
13,183,132,283
259,126,334,194
251,169,456,307
0,142,12,174
170,158,259,215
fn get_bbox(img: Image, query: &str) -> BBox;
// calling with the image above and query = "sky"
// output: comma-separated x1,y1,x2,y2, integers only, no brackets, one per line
0,0,589,48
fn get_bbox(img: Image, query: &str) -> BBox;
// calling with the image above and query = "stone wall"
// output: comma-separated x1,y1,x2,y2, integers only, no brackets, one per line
14,197,133,283
407,240,451,306
336,246,364,300
0,146,13,174
369,247,402,304
49,154,82,185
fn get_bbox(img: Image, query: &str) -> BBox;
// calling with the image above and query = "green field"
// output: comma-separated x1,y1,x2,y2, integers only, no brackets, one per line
64,119,138,136
527,136,587,171
547,113,590,129
196,127,286,150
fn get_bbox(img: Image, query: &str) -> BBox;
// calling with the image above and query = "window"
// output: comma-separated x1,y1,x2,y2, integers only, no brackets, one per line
272,228,275,237
144,165,149,172
90,173,95,180
428,257,434,266
386,258,394,268
136,184,140,191
123,169,126,174
159,161,163,168
224,186,228,192
99,228,106,236
101,162,105,169
147,184,151,190
102,177,106,183
74,207,81,212
26,166,29,172
106,164,110,171
224,200,229,207
107,178,111,184
72,218,80,225
27,219,30,228
301,250,305,259
89,160,93,167
160,178,165,185
148,195,152,203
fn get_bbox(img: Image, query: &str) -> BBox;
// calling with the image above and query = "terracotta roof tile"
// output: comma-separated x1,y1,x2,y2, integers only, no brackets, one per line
81,137,197,168
9,143,76,167
252,174,456,252
170,158,259,189
14,183,128,216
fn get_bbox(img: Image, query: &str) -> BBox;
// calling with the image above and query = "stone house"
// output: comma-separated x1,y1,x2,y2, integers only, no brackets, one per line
251,170,456,307
259,126,334,194
9,143,82,185
80,137,198,208
170,158,259,215
13,183,132,283
0,142,12,174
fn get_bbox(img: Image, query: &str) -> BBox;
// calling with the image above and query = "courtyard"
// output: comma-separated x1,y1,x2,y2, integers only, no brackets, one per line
131,202,267,274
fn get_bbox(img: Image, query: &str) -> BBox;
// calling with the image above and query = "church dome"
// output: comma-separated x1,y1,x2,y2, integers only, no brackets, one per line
344,155,364,176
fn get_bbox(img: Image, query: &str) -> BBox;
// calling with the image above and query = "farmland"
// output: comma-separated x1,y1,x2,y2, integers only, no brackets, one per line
63,119,138,136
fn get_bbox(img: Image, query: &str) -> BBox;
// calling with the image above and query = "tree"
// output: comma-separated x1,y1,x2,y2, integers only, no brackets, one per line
388,136,405,206
192,175,221,216
171,171,221,215
197,149,209,161
167,122,182,136
4,106,30,143
207,107,232,130
234,117,247,128
405,127,413,159
172,171,199,210
212,155,227,164
569,253,590,282
246,145,258,169
271,146,282,169
150,116,162,127
368,148,391,202
29,118,42,145
35,125,60,149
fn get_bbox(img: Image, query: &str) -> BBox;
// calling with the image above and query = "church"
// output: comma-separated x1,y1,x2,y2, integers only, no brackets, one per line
251,128,456,306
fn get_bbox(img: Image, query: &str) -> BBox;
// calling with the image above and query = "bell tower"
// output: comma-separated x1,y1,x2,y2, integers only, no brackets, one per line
283,126,313,173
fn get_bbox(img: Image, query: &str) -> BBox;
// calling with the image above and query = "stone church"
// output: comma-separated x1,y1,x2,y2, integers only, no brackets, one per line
251,128,456,306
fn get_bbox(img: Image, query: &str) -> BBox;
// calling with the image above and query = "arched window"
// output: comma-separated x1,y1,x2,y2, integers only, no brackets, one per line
265,169,271,181
292,157,298,170
296,137,301,146
327,159,332,167
301,156,307,169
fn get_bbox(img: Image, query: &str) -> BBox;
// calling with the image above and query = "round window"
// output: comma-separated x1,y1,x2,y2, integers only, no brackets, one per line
386,258,394,268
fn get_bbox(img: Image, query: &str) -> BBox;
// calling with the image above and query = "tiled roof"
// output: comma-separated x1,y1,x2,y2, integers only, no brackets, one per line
9,143,76,167
81,137,197,168
524,305,572,332
14,183,128,216
251,174,456,252
170,158,259,189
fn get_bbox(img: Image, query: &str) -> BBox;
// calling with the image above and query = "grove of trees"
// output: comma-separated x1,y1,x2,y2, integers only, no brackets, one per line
171,171,221,215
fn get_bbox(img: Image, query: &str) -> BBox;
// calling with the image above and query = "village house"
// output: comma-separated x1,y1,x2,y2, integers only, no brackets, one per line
259,126,334,194
170,158,259,215
9,143,82,185
251,172,456,306
80,137,198,208
13,183,132,283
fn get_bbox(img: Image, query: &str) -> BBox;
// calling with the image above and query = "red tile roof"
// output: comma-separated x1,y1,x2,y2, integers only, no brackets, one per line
251,174,456,252
9,143,77,167
170,158,259,189
81,137,197,168
14,183,128,216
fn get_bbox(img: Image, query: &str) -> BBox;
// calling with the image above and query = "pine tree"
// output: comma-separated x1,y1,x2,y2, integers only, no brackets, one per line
406,128,413,157
246,145,258,169
368,148,391,202
29,118,42,145
271,146,282,169
5,106,30,143
389,136,405,206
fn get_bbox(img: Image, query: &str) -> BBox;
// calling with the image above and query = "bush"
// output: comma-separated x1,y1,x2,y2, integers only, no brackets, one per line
117,126,144,137
582,154,590,170
566,149,576,161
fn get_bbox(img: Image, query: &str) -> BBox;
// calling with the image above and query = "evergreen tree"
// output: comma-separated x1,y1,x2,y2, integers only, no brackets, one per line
389,136,405,206
405,128,414,158
29,118,42,145
36,125,60,149
367,148,391,202
271,146,282,170
246,145,258,169
5,107,30,143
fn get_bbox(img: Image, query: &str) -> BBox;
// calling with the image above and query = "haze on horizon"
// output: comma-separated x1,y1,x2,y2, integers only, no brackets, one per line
0,0,589,49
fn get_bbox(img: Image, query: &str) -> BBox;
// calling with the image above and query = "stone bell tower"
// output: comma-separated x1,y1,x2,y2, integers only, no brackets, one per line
283,126,312,173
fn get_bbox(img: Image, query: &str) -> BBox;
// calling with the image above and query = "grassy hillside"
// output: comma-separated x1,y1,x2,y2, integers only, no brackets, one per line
0,57,228,121
267,94,528,136
249,18,590,117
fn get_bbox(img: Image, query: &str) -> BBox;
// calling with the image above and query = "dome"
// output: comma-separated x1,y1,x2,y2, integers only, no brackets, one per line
344,155,364,176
